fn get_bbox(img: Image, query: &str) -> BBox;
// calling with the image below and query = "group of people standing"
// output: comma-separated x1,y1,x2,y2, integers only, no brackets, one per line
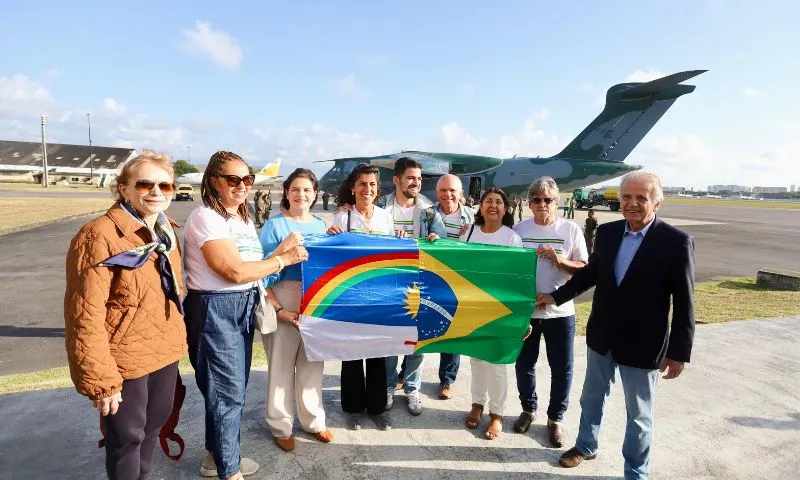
64,150,695,480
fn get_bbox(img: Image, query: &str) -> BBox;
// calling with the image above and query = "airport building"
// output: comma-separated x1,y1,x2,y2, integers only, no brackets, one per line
752,186,788,194
707,184,751,193
0,140,137,186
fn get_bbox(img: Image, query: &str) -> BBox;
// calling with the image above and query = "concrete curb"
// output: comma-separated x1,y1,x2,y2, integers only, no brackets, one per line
0,210,106,237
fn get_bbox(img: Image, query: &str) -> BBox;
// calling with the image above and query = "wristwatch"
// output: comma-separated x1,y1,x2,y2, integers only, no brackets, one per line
274,305,284,314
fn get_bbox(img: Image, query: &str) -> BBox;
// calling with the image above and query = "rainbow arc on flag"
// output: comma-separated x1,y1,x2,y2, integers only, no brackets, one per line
299,233,536,364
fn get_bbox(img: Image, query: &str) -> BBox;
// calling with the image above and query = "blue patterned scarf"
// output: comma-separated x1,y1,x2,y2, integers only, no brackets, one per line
99,202,184,315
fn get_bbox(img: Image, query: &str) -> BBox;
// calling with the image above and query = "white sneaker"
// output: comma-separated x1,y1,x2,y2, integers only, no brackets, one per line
386,387,394,411
200,452,260,477
407,390,423,416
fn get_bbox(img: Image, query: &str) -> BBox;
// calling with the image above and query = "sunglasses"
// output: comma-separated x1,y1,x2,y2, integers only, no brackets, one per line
216,174,256,187
133,180,175,195
530,197,554,205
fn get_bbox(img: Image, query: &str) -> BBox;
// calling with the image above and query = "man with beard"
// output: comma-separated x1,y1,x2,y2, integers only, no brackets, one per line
378,157,446,416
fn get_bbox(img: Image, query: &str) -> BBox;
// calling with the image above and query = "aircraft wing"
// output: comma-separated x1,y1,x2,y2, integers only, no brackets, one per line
317,152,451,175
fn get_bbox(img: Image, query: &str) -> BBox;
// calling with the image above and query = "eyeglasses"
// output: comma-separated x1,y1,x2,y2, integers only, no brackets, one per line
133,180,175,195
215,174,256,187
530,197,554,205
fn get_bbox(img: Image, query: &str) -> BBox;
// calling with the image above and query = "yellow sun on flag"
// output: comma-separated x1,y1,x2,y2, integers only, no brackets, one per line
403,283,421,318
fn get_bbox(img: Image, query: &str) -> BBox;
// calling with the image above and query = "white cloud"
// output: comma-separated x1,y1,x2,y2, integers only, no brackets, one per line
331,73,369,99
625,69,664,83
103,98,127,115
742,87,764,98
459,84,476,96
0,74,53,103
179,21,243,69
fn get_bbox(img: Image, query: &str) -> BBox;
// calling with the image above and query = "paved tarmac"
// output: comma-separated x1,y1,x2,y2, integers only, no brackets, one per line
1,192,799,375
1,316,798,479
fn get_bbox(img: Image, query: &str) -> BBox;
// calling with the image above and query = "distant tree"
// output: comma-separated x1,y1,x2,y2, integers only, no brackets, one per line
248,165,258,176
173,159,200,177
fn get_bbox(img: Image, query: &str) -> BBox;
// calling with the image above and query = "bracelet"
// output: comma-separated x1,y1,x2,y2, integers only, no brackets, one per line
275,255,285,271
274,305,284,314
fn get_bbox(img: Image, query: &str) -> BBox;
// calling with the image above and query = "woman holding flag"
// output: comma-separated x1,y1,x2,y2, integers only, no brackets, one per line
183,151,307,480
327,163,395,431
460,187,523,440
259,168,333,452
64,151,187,479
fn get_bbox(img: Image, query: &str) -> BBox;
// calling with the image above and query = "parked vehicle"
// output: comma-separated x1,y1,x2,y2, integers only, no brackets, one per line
175,184,195,201
573,187,620,211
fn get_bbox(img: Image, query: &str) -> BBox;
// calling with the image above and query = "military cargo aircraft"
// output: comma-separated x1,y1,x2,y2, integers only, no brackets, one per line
318,70,706,200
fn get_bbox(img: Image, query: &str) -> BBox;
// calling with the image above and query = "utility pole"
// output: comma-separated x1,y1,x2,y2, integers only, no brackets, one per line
187,145,190,163
87,113,94,183
40,113,49,188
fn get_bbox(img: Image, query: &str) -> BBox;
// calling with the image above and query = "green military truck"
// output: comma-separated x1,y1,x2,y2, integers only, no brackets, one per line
573,187,620,211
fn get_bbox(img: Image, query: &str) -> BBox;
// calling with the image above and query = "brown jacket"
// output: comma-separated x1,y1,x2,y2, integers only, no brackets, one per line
64,203,187,400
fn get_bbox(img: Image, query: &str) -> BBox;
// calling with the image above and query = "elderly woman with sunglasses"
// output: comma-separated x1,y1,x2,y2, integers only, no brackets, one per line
183,151,308,480
65,152,187,480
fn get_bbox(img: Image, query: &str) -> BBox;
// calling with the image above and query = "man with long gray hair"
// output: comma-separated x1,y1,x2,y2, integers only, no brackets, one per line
512,176,588,447
538,170,695,480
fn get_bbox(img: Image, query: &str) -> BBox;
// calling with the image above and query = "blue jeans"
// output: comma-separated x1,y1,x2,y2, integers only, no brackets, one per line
576,347,660,480
185,288,258,480
514,316,575,421
439,353,460,386
386,354,423,393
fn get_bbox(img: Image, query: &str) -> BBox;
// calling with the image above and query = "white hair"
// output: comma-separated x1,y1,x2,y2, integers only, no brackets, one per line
435,174,463,192
620,170,664,202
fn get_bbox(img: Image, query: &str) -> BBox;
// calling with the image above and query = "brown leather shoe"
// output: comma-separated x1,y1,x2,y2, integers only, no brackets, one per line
548,419,564,447
439,383,455,400
311,430,334,443
275,435,295,452
513,410,535,433
559,446,596,468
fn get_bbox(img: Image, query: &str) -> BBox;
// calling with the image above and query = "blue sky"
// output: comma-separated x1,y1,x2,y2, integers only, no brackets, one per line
2,1,798,189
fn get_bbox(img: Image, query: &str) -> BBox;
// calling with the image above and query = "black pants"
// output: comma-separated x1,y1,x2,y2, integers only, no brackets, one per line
103,362,178,480
340,358,387,414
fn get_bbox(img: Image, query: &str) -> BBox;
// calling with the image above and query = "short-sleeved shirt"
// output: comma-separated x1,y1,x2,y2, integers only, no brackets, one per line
259,213,327,286
441,210,464,240
332,206,393,235
459,224,523,248
514,218,588,318
392,203,415,236
184,206,264,291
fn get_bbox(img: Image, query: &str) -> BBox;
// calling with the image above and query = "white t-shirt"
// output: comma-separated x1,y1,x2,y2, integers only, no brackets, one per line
513,218,588,318
332,206,393,235
459,224,523,248
184,206,265,291
442,210,464,240
392,203,416,236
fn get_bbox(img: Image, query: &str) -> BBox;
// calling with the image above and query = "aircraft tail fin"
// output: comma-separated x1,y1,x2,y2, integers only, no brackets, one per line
556,70,706,162
258,159,281,177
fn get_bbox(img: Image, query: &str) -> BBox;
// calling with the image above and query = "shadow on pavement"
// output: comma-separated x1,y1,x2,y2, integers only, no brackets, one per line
0,325,65,337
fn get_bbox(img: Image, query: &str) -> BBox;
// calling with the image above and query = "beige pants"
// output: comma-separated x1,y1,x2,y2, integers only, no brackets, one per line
261,281,326,438
470,357,508,415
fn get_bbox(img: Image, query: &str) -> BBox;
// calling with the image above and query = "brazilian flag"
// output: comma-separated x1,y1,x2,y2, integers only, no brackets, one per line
299,233,536,364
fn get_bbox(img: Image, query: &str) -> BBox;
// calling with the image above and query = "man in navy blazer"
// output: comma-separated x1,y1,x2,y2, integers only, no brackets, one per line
538,170,695,480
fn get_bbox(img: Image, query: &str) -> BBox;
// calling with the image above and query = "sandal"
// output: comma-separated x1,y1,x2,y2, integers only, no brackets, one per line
465,403,484,429
275,435,295,452
311,430,334,443
485,413,503,440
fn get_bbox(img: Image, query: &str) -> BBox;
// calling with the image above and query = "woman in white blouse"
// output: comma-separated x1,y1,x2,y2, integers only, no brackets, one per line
327,163,394,432
183,151,307,480
459,187,523,441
